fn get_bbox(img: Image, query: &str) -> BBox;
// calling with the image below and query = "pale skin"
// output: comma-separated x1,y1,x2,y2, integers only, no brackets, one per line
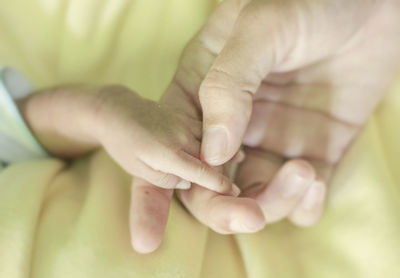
130,0,400,253
18,0,400,254
18,85,241,195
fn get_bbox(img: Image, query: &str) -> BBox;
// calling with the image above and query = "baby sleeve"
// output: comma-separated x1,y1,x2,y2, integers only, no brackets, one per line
0,66,48,169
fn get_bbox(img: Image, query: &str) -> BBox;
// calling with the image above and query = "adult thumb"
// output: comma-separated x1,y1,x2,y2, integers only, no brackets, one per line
200,2,284,166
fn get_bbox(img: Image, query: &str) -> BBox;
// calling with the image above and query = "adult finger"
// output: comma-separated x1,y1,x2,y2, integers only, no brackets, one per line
288,180,327,227
200,1,289,166
288,161,333,227
240,158,316,224
178,185,265,234
129,177,173,253
162,0,250,110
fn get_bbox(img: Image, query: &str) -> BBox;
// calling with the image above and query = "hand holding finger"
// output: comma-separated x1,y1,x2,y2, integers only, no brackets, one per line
179,185,265,234
241,158,316,223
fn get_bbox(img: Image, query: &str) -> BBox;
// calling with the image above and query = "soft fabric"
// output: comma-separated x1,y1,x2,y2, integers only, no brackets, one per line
0,0,399,277
0,66,47,165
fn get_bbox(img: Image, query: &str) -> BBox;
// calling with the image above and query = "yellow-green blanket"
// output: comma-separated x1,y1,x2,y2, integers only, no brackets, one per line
1,0,400,277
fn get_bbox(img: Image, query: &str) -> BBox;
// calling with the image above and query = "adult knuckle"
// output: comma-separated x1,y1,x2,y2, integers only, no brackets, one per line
200,69,233,95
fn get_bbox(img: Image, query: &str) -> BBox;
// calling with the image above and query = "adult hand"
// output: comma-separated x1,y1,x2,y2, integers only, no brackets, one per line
129,0,400,253
197,0,400,166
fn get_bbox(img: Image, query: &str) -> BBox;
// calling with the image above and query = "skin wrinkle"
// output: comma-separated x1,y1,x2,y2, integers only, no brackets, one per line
245,117,356,165
253,98,362,129
254,0,299,73
167,79,201,119
196,39,218,59
273,0,383,72
244,145,339,171
333,1,386,56
203,68,259,96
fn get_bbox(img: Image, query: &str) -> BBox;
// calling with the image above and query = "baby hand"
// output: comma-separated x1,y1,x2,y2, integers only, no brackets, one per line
92,85,239,195
20,84,239,195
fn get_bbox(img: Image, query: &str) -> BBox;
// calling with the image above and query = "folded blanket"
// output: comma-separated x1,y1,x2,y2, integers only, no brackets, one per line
0,0,399,277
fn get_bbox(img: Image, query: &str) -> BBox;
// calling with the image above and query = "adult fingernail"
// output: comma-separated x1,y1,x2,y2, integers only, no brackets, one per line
280,163,314,198
301,181,326,210
202,125,229,166
230,217,263,233
176,180,191,190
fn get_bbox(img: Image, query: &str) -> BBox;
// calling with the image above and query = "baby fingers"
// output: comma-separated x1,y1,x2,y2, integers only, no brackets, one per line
133,161,191,190
140,147,240,195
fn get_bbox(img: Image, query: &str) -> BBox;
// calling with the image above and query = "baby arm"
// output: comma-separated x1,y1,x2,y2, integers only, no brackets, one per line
18,84,240,195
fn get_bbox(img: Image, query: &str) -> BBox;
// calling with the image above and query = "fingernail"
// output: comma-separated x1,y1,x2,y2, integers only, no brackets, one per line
301,181,326,210
229,218,251,233
176,180,191,190
280,164,314,198
234,150,246,163
230,217,263,233
203,125,229,166
231,184,241,196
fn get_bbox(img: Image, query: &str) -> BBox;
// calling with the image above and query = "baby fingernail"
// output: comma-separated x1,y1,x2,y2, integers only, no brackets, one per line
231,184,241,196
301,181,326,210
176,180,191,190
202,125,229,166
